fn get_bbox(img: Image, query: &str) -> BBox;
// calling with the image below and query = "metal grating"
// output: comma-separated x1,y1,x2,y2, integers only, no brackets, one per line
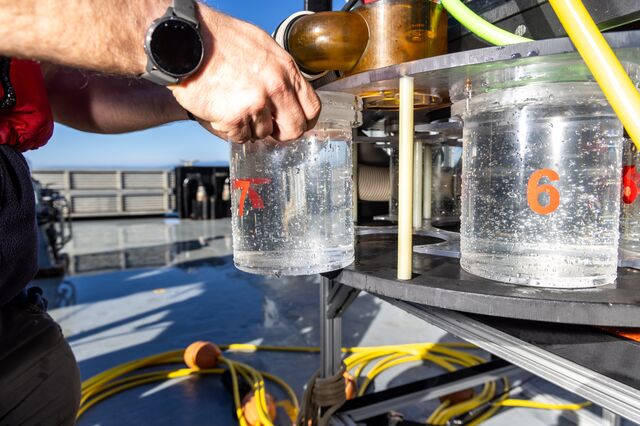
70,172,118,190
123,194,167,212
32,169,176,218
122,172,167,189
72,195,119,214
32,171,66,189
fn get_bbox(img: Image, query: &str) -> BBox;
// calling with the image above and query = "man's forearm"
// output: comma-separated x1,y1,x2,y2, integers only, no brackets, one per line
0,0,321,143
44,66,188,134
0,0,167,76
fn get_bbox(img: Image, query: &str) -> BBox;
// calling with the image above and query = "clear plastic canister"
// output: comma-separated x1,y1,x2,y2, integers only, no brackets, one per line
621,139,640,255
429,143,462,223
230,92,362,276
390,143,462,224
451,61,626,288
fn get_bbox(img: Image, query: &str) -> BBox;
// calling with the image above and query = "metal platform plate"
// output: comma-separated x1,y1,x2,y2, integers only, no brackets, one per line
381,300,640,423
335,233,640,327
321,31,640,102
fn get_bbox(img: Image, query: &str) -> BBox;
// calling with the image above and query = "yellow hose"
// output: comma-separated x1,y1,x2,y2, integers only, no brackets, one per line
549,0,640,151
496,399,592,410
77,342,590,425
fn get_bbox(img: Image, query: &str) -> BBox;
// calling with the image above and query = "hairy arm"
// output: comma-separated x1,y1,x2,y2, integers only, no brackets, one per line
0,0,155,76
43,65,188,134
0,0,320,143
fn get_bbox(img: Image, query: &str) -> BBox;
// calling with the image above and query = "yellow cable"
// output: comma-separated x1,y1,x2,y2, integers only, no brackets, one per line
77,342,587,426
81,351,182,394
351,352,408,381
262,372,299,412
79,368,223,418
347,349,402,383
428,399,451,424
549,0,640,151
227,358,274,426
219,358,249,426
496,399,592,410
227,358,279,426
79,376,166,418
426,350,493,425
431,382,496,425
226,343,320,354
465,379,511,426
358,355,423,397
276,400,298,424
81,369,212,406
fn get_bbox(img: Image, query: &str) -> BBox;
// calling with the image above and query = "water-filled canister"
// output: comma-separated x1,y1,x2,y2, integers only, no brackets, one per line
451,60,628,288
429,142,462,224
230,92,362,276
621,138,640,256
389,142,462,225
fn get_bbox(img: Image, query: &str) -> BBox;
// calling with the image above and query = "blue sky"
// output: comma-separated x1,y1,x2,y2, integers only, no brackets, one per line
26,0,343,169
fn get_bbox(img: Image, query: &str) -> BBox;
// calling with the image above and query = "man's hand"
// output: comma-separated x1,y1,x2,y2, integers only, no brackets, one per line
0,0,321,143
171,6,322,144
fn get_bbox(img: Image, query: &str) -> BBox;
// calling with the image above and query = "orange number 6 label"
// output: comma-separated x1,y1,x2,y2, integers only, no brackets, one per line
527,169,560,215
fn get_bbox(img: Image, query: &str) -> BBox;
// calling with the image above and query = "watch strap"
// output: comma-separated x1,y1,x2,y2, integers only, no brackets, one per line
172,0,199,26
143,67,180,86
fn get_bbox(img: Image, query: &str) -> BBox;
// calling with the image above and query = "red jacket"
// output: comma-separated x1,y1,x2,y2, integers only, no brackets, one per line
0,59,53,151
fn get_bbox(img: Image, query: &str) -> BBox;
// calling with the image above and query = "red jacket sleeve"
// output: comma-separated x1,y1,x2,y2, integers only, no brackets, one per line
0,59,54,152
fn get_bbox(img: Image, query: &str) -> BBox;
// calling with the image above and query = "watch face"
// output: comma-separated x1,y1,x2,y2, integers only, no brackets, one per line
150,18,203,77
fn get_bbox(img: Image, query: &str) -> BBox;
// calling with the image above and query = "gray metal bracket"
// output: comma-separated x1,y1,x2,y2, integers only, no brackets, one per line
335,359,521,422
326,279,361,320
320,276,361,378
320,275,361,378
381,298,640,423
320,277,358,379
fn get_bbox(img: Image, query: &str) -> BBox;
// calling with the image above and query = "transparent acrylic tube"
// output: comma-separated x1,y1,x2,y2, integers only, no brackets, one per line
621,139,640,255
230,92,362,276
453,77,623,288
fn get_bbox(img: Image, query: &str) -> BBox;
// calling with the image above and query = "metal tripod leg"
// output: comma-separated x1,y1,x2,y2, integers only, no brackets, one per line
319,276,361,378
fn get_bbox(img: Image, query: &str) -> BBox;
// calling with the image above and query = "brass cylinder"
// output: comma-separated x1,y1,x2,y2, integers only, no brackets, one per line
350,0,447,75
284,0,447,109
287,12,369,73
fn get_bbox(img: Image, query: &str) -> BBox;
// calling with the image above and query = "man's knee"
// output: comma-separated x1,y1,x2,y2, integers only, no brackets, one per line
0,303,80,425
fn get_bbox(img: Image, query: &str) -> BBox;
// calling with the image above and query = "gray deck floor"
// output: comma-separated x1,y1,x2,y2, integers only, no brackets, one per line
37,218,607,425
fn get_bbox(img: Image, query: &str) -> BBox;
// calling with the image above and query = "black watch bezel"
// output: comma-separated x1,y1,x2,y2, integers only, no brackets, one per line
144,15,204,80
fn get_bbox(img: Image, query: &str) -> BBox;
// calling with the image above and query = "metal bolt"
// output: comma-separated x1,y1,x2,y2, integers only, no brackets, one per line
515,24,528,37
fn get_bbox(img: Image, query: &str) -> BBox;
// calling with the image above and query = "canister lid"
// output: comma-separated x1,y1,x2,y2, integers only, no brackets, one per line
450,58,640,104
316,91,363,128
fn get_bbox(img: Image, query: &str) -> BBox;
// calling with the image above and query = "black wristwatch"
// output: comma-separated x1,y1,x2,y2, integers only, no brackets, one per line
142,0,205,86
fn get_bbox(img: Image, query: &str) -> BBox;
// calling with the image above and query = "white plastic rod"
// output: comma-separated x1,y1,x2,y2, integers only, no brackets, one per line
423,146,433,221
352,138,358,223
397,76,414,280
413,141,423,227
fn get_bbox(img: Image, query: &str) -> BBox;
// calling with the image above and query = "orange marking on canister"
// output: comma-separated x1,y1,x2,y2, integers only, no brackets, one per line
623,165,638,204
232,178,272,216
527,168,560,215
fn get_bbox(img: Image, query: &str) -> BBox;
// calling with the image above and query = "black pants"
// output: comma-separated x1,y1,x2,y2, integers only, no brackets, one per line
0,145,80,425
